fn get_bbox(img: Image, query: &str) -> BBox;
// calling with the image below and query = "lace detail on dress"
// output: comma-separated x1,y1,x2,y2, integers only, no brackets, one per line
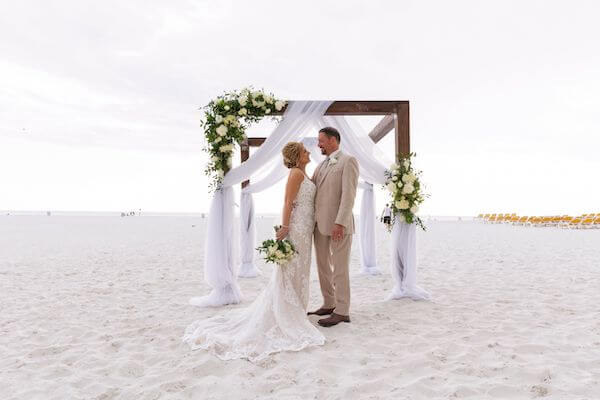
183,176,323,362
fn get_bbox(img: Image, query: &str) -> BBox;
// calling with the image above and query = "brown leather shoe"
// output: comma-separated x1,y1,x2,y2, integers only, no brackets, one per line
307,307,335,316
317,313,351,327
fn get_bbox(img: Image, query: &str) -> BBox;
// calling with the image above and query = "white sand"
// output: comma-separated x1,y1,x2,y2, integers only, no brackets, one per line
1,216,599,399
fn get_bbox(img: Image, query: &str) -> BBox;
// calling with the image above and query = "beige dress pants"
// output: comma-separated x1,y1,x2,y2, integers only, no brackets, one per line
313,224,352,316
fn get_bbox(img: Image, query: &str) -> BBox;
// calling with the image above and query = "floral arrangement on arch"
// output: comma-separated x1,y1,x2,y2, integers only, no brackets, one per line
201,88,287,190
384,153,427,230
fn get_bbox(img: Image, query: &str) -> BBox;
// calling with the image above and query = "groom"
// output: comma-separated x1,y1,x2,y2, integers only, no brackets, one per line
309,127,359,327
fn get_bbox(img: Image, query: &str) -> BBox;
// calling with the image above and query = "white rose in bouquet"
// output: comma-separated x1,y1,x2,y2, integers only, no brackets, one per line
275,100,285,111
224,105,230,111
402,183,415,194
396,181,403,188
401,174,412,183
386,182,396,193
216,125,227,136
264,94,273,104
265,108,271,114
410,205,419,214
214,136,221,143
239,96,248,107
275,250,284,259
392,175,398,181
403,160,410,168
238,107,247,116
215,115,223,123
211,155,219,162
396,199,410,210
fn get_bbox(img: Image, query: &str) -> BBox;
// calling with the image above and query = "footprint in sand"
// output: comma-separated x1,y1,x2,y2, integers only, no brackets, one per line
160,380,187,393
119,362,145,378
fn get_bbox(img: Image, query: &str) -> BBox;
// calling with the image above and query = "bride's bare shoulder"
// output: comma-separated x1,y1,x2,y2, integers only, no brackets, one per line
288,168,304,178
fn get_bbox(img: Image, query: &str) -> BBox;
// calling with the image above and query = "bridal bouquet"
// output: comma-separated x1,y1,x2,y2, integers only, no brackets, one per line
384,153,427,230
256,226,297,266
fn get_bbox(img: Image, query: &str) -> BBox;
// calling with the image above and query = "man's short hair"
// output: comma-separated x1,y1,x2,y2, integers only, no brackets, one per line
319,126,341,143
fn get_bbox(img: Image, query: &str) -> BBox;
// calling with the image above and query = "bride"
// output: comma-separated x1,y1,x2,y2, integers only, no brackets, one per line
183,142,325,362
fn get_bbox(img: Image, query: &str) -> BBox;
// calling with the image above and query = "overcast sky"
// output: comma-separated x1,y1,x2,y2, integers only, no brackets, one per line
1,0,599,216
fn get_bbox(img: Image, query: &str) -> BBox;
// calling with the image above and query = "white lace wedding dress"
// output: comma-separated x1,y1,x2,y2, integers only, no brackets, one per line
183,175,325,362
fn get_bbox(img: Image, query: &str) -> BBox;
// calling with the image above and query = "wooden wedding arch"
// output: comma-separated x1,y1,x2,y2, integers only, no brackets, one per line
240,101,410,188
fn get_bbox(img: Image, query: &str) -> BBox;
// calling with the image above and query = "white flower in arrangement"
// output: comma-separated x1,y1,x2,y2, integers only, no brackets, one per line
216,125,227,136
238,107,248,116
275,100,285,111
239,95,248,107
224,105,230,111
396,181,403,188
216,169,224,178
402,183,415,194
264,94,273,104
396,199,410,209
275,250,284,258
219,144,234,153
214,136,222,143
252,99,265,108
265,108,271,114
329,157,338,166
401,173,416,183
386,182,396,193
410,205,419,214
215,115,223,123
252,91,262,99
211,155,219,162
224,115,236,125
392,175,398,181
403,159,410,169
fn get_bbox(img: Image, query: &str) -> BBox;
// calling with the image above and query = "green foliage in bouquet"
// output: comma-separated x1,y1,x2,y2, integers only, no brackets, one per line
256,238,297,266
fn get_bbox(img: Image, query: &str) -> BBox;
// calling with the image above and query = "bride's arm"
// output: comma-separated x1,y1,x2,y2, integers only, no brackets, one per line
276,168,304,240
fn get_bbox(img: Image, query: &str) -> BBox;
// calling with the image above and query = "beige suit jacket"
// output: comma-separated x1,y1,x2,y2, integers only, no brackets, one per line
313,151,360,236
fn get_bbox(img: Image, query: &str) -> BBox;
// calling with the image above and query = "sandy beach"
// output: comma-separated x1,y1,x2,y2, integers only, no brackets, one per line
1,216,599,399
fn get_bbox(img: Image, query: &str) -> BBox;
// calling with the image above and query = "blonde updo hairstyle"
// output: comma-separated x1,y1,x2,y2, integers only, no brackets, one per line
282,142,304,169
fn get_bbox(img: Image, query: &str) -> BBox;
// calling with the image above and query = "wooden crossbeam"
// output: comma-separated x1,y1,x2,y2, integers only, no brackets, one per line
271,101,408,116
368,115,395,143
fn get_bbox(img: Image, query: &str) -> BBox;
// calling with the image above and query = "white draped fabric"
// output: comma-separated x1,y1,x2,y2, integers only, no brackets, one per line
388,220,430,300
357,181,380,275
191,101,333,307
